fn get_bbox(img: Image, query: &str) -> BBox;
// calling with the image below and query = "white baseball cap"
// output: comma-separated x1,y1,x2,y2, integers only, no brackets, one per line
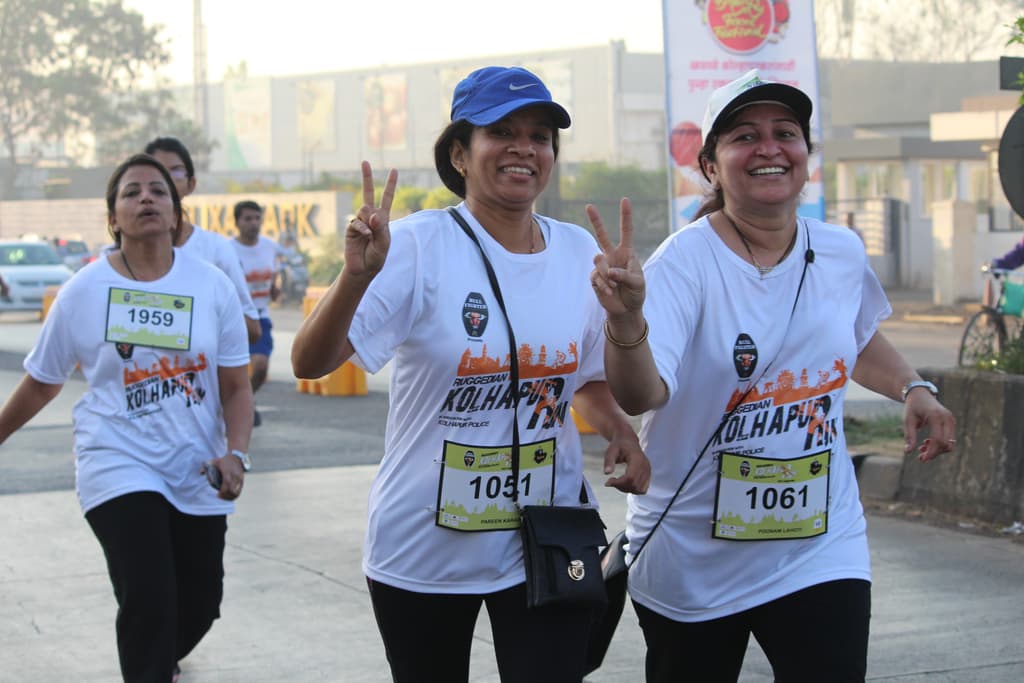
700,69,812,143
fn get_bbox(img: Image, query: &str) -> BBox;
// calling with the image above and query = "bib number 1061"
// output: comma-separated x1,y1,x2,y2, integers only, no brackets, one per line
469,473,531,500
745,485,808,511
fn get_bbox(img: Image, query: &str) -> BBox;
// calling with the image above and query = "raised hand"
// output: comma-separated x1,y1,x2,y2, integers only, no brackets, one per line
586,198,645,316
346,161,398,277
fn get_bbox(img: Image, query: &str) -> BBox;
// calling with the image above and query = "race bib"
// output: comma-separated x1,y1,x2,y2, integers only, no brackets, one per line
105,288,193,351
713,450,831,541
436,438,556,532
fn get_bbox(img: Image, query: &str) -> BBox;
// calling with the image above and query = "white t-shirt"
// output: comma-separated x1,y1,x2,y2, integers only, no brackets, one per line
348,205,607,594
232,235,282,319
626,216,891,622
180,224,260,321
23,250,250,516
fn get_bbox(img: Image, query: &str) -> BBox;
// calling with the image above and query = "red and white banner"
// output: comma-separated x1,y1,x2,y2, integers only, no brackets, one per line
663,0,823,231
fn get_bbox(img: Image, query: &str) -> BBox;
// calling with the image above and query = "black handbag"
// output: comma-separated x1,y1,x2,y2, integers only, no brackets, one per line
448,207,609,610
519,503,609,608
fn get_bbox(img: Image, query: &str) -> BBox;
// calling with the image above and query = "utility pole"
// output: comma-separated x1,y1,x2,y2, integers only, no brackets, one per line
193,0,209,135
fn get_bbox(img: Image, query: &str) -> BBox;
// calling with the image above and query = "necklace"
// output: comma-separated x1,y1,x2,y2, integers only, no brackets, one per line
724,212,797,278
121,251,139,281
529,218,540,253
120,250,174,281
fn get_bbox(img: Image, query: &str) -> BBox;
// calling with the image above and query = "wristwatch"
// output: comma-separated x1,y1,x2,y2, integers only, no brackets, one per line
229,449,252,472
900,380,938,403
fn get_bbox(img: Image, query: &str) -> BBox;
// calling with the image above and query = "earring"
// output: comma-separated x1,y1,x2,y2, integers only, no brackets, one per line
457,166,466,178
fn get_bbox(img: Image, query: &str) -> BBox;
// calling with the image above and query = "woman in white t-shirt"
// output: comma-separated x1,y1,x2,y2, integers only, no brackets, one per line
588,70,957,682
292,66,650,683
0,154,253,683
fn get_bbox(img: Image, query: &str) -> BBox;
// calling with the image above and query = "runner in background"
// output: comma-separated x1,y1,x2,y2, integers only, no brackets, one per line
144,137,262,345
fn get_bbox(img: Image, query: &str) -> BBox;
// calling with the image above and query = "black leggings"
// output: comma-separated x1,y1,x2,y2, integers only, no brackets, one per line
367,578,595,683
86,492,227,683
634,579,871,683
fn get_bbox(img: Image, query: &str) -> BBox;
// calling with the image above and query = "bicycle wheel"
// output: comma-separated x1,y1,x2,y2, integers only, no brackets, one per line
958,309,1007,368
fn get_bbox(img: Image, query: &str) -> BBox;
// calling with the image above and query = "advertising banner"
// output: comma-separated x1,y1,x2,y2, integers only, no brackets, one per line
297,79,337,154
663,0,822,231
223,77,273,170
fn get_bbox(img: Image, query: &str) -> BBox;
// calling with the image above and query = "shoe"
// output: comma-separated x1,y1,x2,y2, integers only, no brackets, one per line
253,409,262,427
172,663,181,683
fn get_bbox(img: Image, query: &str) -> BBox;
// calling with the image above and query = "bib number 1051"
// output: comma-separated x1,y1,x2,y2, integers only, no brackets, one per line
745,484,808,511
469,473,531,500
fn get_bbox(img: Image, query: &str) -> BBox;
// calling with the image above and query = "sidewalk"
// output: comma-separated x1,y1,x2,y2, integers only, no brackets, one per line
885,287,977,325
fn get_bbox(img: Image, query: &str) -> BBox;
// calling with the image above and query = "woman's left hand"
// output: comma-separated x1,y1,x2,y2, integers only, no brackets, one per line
203,454,246,501
903,391,956,463
587,198,646,317
602,430,651,494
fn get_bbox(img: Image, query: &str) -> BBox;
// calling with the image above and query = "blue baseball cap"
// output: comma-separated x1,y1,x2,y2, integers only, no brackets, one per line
450,66,571,129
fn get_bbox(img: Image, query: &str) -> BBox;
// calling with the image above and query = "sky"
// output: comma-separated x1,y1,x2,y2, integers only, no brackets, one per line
123,0,667,86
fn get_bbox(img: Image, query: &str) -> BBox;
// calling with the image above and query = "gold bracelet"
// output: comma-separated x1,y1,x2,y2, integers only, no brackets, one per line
604,319,649,349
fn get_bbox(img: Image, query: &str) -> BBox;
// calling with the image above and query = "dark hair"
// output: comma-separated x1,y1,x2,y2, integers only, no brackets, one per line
433,117,561,199
105,154,183,246
694,114,814,220
234,200,262,222
144,136,195,179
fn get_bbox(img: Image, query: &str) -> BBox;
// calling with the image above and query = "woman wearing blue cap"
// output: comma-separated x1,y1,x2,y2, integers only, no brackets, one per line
293,66,650,682
588,70,956,681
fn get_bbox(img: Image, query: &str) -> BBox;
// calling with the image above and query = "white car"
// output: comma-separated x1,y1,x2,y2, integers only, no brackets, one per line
0,240,75,313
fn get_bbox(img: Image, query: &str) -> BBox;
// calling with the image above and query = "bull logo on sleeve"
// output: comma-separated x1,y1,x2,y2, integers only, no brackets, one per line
115,342,135,360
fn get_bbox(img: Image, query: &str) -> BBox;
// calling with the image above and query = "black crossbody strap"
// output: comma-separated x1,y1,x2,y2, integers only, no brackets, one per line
448,208,523,503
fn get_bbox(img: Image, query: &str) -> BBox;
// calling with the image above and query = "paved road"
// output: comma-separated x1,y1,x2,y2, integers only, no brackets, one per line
3,299,1023,682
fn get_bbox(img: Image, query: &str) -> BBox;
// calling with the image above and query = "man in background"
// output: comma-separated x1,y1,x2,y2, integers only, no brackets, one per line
231,201,283,427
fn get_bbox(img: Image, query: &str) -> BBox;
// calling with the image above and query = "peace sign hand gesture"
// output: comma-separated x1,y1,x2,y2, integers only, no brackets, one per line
586,198,645,317
346,161,398,278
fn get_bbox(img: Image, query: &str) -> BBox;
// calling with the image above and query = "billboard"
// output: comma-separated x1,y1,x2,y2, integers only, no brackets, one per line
365,73,408,152
297,79,337,154
223,77,273,170
663,0,823,231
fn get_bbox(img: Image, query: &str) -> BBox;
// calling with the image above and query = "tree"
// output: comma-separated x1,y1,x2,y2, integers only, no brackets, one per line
1009,15,1024,103
392,186,427,216
814,0,1024,62
422,186,460,209
94,89,217,170
0,0,212,197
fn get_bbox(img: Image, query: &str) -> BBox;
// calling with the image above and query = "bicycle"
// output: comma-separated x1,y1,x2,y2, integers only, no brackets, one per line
958,265,1024,367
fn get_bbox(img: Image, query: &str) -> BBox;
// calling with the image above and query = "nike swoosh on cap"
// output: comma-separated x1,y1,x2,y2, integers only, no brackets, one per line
508,83,539,91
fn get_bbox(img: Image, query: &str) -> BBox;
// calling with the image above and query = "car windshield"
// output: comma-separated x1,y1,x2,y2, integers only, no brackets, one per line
0,244,63,266
56,241,88,255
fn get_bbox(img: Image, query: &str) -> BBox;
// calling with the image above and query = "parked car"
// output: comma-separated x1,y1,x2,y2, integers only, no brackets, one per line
52,237,94,271
0,240,74,313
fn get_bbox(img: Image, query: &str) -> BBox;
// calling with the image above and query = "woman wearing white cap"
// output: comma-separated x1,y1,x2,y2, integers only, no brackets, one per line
588,70,956,681
292,66,649,682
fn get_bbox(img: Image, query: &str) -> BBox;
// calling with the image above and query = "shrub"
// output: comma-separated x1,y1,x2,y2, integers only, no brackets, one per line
308,233,344,285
